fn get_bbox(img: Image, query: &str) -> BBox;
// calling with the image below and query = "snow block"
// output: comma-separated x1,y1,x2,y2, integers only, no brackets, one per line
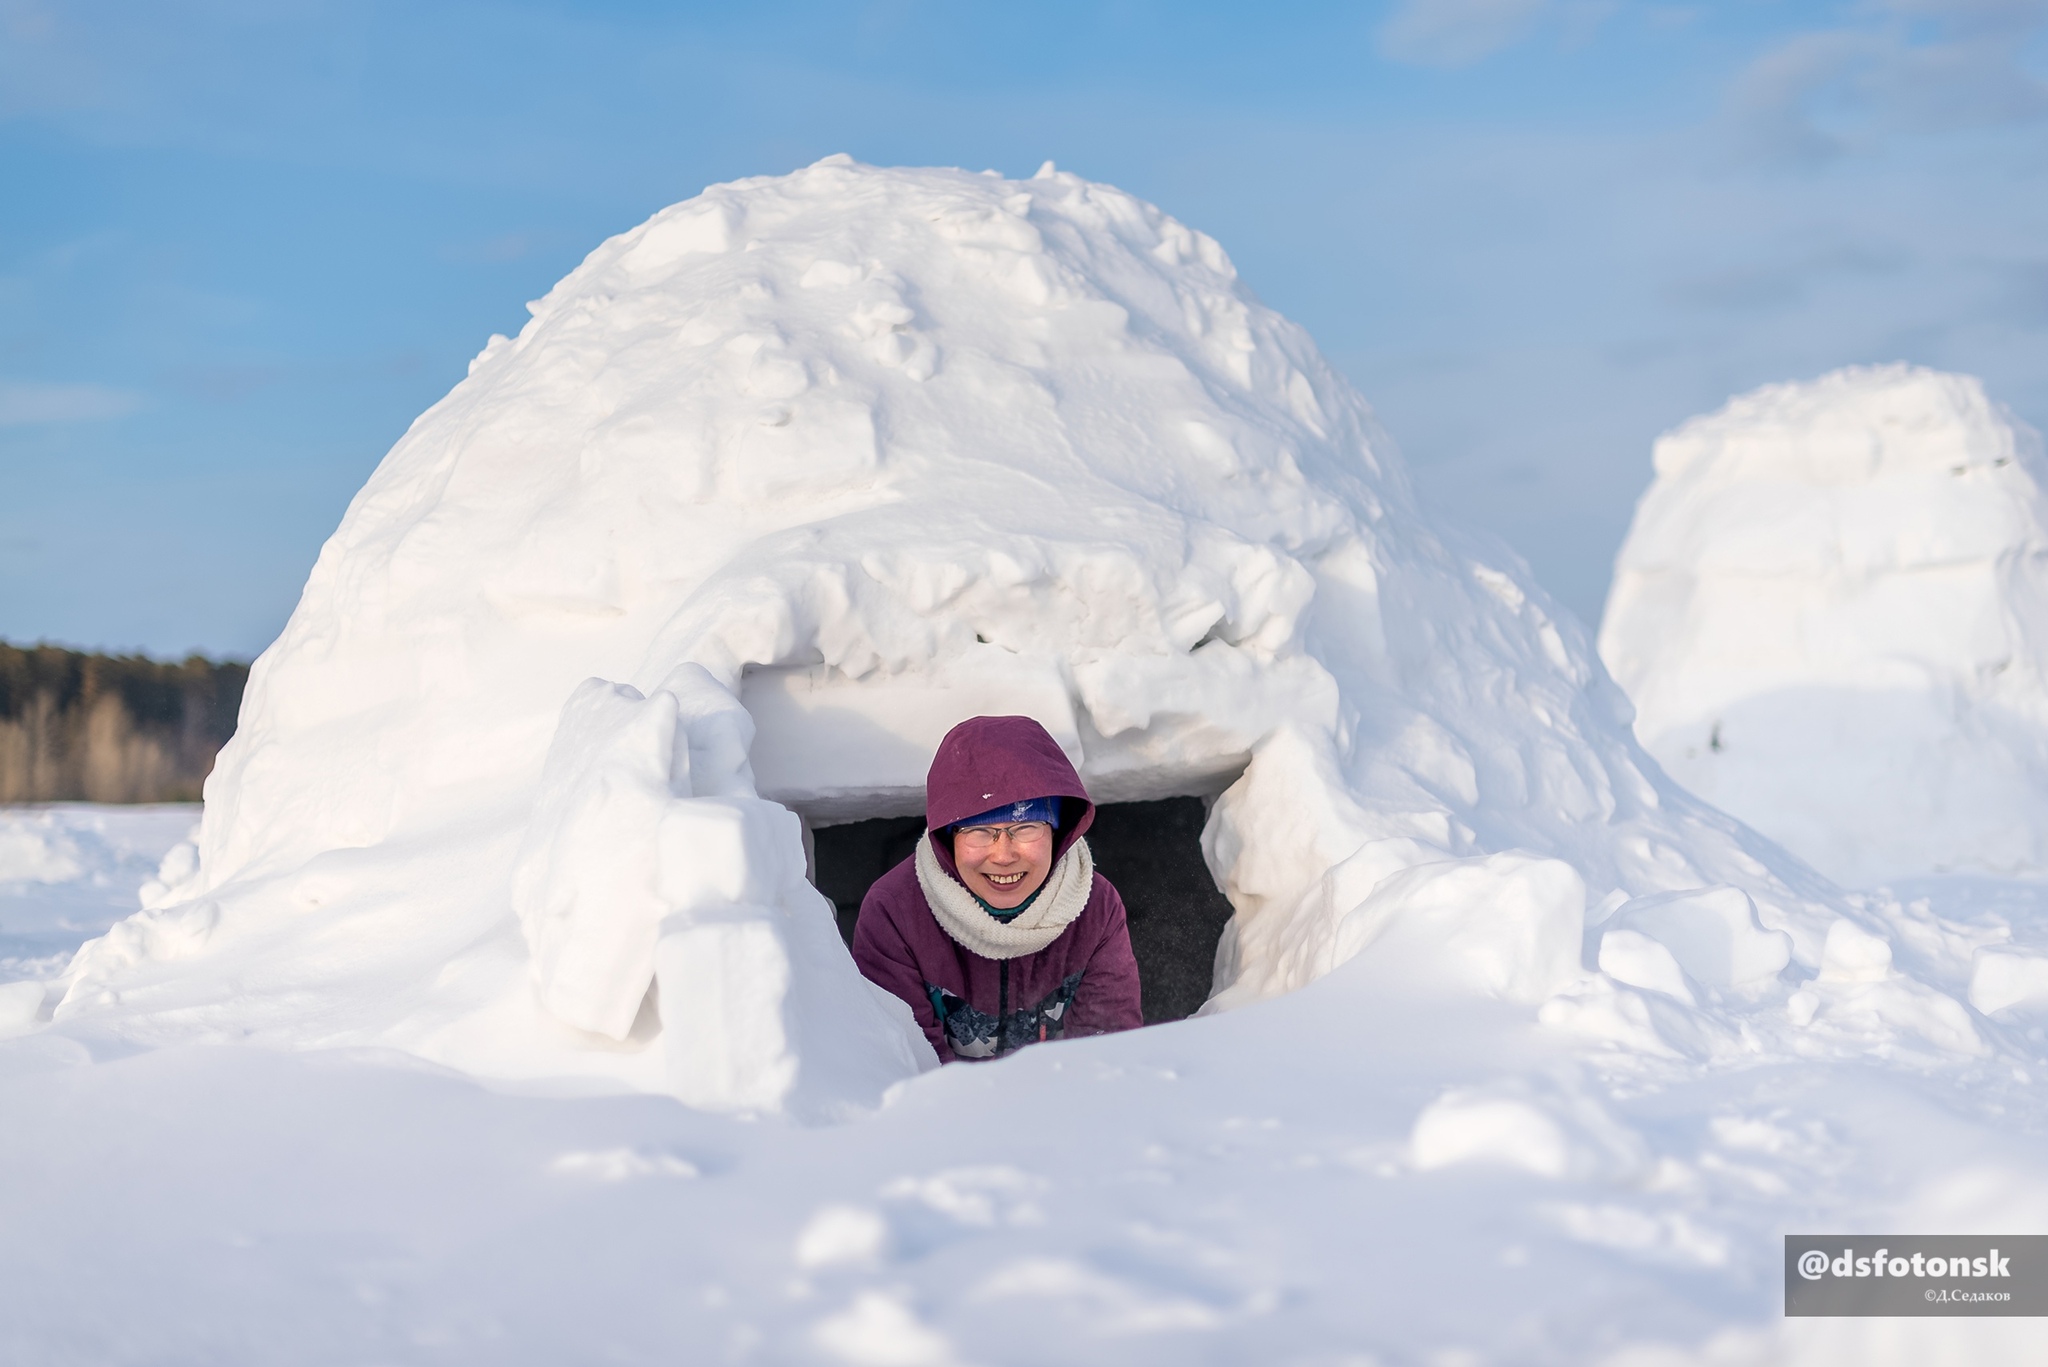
656,797,797,910
514,670,932,1108
656,909,795,1111
1607,887,1792,995
512,679,678,1040
1340,852,1586,1005
1969,949,2048,1016
1597,928,1695,1005
657,886,938,1118
1816,918,1894,985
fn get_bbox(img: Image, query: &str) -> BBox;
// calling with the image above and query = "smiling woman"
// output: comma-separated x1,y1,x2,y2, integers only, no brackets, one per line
810,799,1237,1025
850,716,1144,1064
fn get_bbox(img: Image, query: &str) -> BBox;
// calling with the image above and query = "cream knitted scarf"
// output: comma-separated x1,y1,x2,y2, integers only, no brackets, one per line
914,833,1094,961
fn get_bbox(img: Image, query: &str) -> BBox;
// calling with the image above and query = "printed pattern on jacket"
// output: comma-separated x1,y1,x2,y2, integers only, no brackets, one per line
926,971,1085,1059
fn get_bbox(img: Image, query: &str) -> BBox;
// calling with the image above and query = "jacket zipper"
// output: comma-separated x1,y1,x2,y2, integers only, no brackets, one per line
996,959,1009,1058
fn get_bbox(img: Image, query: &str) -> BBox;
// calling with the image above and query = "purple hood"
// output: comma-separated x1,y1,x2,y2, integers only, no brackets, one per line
924,715,1093,875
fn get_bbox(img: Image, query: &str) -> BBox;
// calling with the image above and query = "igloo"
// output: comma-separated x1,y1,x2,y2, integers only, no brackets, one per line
53,159,1852,1116
1600,365,2048,887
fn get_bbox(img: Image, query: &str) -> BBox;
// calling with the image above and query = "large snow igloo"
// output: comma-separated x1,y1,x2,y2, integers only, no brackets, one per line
55,160,1839,1117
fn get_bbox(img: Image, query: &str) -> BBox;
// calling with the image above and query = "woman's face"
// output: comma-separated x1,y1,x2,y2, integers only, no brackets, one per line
952,821,1055,909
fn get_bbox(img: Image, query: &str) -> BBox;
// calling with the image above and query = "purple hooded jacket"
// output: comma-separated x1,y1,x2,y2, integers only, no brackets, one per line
851,716,1144,1062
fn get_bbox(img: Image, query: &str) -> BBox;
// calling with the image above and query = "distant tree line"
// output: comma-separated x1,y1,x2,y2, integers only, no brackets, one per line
0,642,247,803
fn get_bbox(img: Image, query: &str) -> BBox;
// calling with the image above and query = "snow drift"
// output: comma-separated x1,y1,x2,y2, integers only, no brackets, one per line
1600,364,2048,887
40,160,1956,1113
0,804,197,1035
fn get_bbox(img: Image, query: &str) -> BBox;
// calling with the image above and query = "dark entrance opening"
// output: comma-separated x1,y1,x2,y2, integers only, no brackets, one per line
810,797,1235,1023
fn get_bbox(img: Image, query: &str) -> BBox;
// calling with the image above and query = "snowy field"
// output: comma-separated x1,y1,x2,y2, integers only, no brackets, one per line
7,816,2048,1364
0,805,199,986
8,163,2048,1364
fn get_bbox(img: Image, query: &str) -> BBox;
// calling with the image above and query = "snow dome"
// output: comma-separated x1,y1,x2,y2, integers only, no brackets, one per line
50,159,1871,1113
1600,365,2048,887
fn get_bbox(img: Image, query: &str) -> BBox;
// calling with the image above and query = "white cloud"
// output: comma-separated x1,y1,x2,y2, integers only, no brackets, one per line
1729,3,2048,163
1378,0,1554,67
0,380,143,426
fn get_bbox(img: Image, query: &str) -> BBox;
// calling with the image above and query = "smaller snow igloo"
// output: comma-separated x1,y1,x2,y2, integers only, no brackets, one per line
1600,365,2048,886
54,160,1850,1115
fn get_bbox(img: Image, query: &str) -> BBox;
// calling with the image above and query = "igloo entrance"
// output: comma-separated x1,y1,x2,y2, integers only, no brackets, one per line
808,797,1234,1024
742,662,1242,1023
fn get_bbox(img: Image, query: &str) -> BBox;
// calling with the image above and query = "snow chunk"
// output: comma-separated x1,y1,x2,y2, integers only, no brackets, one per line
1334,851,1587,1005
1605,887,1792,995
1410,1081,1645,1182
513,679,687,1039
512,667,934,1113
1816,918,1893,985
1969,949,2048,1016
1599,928,1695,1005
1412,1093,1576,1178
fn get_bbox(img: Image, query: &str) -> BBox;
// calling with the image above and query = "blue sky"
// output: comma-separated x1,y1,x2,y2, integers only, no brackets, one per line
4,0,2046,657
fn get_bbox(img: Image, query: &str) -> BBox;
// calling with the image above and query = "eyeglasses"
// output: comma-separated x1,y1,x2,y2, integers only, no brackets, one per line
953,821,1053,853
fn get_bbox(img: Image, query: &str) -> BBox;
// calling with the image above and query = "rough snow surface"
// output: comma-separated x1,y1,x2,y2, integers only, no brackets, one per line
5,167,2048,1361
7,860,2048,1364
0,805,195,993
1600,364,2048,886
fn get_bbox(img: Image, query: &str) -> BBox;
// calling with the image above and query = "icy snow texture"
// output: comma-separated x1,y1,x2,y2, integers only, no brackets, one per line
1601,364,2048,886
37,162,1976,1112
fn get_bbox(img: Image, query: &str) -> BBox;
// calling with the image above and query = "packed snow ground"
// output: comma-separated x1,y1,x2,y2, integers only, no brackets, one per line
0,805,198,994
6,162,2048,1363
7,817,2048,1364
